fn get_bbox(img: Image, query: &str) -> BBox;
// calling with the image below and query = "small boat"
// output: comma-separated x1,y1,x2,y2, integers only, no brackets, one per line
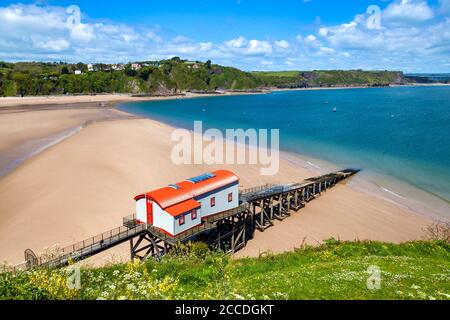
332,107,337,112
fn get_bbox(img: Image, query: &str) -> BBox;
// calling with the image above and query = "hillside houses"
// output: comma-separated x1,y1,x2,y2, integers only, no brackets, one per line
131,63,142,70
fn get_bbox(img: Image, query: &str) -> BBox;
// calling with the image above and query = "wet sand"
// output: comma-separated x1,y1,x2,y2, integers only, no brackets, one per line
0,104,136,177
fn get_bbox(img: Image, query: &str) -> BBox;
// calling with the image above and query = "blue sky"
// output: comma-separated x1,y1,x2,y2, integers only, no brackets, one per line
0,0,449,72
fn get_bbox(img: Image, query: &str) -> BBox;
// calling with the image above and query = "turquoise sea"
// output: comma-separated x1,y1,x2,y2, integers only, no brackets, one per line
118,86,450,220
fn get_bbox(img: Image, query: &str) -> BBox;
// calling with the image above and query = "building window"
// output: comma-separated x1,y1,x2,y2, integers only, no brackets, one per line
191,209,197,220
228,192,233,203
179,214,185,226
210,197,216,207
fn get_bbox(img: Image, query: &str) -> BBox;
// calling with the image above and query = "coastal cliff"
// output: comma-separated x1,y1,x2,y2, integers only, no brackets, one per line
0,58,409,97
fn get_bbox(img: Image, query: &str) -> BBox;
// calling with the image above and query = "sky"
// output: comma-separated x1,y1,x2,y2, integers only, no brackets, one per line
0,0,449,72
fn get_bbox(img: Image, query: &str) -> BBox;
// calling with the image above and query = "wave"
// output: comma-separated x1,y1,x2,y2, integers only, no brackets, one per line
379,186,407,200
306,161,322,170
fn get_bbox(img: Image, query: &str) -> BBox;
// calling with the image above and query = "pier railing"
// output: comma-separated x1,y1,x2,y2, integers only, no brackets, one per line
7,223,148,271
239,183,275,196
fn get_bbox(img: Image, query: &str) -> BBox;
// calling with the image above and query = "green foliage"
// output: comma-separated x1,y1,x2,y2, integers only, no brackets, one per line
0,60,406,97
1,240,448,300
252,70,404,88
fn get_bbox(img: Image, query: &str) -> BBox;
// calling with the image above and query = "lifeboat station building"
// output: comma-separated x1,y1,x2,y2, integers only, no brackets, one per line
134,170,239,236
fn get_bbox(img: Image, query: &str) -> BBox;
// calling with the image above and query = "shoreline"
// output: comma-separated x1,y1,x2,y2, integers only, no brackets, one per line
0,91,269,109
2,92,448,222
115,96,450,224
2,82,450,108
279,150,449,223
0,105,140,178
2,93,447,220
0,97,438,265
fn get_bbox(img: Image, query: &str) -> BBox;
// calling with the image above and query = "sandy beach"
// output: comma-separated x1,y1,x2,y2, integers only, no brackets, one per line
0,91,271,109
0,97,434,266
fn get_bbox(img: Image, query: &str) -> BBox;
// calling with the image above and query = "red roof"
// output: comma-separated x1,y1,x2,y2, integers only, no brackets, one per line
134,170,239,209
165,199,201,217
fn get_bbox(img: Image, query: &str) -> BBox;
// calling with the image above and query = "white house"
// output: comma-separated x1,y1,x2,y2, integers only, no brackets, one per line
74,70,82,75
131,63,142,70
112,64,125,71
134,170,239,236
87,64,94,72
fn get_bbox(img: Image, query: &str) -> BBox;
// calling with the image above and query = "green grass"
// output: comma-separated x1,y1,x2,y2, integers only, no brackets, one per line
251,71,301,77
251,70,404,88
1,240,449,300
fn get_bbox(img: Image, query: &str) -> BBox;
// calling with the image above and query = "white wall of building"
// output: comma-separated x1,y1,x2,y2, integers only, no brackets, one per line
153,202,174,235
135,198,147,223
173,207,202,235
196,183,239,218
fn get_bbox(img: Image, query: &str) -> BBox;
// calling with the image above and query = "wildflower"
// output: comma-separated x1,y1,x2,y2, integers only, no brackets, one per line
232,293,245,300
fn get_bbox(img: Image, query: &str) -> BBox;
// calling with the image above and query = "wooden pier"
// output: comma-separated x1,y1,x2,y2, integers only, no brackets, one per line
15,169,358,271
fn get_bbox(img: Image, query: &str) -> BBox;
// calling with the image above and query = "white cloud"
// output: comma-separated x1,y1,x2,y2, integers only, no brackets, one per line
275,40,290,49
319,47,335,55
246,40,272,55
224,36,247,48
0,2,449,72
305,35,317,42
222,37,272,56
200,42,212,51
384,0,434,22
33,39,70,52
318,28,328,37
306,1,450,72
171,35,191,43
147,31,163,43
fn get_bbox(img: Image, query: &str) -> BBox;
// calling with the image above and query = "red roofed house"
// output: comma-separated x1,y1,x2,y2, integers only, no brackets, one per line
134,170,239,236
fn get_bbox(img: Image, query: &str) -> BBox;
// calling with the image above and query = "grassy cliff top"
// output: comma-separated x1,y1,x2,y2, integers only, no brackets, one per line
1,239,449,300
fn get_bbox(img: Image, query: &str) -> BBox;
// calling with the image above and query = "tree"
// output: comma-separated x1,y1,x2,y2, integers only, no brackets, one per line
124,66,137,77
76,62,86,72
12,72,30,97
206,60,212,69
138,67,152,81
61,66,70,75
